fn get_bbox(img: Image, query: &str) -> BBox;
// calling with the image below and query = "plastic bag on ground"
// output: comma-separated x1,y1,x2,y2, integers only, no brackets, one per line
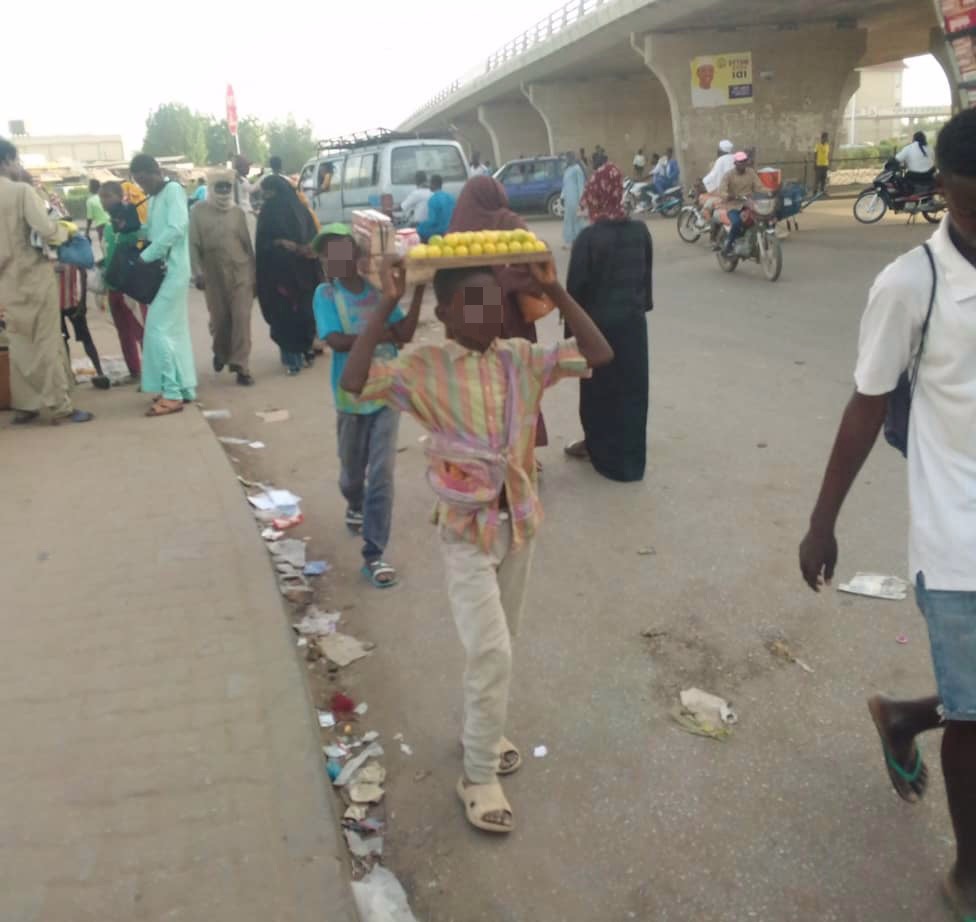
351,866,420,922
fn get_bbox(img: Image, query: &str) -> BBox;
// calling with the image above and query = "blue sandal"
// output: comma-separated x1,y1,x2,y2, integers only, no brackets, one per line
362,559,398,589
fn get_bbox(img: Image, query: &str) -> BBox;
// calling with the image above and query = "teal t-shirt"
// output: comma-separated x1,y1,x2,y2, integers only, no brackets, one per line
313,279,404,414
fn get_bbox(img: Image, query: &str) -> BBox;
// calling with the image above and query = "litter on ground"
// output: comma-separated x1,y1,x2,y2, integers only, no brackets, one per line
320,632,373,668
256,409,290,423
349,782,385,804
354,702,369,716
766,639,814,673
201,409,231,420
837,572,910,601
318,712,337,728
345,828,384,859
334,743,384,786
672,688,737,741
351,865,420,922
304,560,330,577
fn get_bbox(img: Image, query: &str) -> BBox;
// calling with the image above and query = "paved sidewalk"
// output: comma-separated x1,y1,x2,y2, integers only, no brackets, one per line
0,389,357,922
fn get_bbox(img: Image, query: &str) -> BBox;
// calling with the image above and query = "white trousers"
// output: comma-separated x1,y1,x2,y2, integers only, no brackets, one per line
439,519,535,784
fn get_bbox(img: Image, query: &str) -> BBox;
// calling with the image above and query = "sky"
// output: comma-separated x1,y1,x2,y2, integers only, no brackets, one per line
0,1,954,158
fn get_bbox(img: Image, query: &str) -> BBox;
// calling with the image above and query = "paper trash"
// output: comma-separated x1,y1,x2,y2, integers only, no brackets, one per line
349,783,385,804
673,688,737,741
345,828,384,859
256,409,290,423
838,572,910,601
320,632,373,668
296,609,341,636
201,409,231,420
351,865,421,922
334,743,384,786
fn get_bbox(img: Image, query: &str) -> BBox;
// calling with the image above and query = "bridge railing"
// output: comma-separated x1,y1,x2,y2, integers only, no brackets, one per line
404,0,609,123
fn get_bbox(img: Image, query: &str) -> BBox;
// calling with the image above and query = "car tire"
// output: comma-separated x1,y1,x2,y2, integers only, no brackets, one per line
547,194,565,218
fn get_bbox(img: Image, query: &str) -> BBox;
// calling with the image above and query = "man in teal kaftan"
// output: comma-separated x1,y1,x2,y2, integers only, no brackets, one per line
130,154,197,415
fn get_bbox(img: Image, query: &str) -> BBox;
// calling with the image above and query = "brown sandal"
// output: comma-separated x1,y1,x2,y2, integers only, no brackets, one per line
145,400,184,418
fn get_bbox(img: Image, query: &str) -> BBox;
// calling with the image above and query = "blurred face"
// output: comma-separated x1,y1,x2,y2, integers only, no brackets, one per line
735,161,747,174
321,237,357,279
99,187,122,211
435,272,504,349
0,155,20,179
213,180,233,209
133,170,163,195
941,173,976,252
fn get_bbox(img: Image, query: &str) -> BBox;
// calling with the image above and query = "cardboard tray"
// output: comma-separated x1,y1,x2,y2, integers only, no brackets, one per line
405,249,553,284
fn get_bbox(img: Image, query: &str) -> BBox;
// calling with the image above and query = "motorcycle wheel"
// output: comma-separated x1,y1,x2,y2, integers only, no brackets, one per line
715,230,738,273
760,234,783,282
922,205,945,224
854,189,887,224
623,193,637,216
677,207,701,243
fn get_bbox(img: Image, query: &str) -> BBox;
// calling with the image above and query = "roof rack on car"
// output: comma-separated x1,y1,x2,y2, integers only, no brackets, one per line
316,128,450,154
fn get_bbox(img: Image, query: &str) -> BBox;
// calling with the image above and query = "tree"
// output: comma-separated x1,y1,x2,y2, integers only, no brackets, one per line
266,118,318,174
142,103,207,165
205,116,268,167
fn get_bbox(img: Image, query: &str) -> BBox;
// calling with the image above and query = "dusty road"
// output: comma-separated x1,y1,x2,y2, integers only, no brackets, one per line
88,201,950,921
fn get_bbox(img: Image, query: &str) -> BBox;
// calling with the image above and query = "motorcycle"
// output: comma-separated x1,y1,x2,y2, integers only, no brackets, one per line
623,178,683,218
714,194,783,282
676,190,711,243
853,159,945,225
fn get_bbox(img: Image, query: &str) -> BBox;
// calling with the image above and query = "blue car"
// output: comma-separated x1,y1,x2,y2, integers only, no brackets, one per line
494,156,567,217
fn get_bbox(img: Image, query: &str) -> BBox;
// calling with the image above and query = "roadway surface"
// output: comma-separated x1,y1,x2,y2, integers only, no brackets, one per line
131,200,957,920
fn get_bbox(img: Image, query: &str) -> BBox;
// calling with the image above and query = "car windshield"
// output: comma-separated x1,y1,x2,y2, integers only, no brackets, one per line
391,145,467,185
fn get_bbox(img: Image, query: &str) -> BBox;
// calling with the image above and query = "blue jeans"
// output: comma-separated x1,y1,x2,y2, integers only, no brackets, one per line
725,208,744,250
916,572,976,721
337,406,400,562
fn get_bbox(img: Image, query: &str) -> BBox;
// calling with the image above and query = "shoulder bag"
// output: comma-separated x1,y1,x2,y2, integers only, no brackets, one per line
883,243,937,457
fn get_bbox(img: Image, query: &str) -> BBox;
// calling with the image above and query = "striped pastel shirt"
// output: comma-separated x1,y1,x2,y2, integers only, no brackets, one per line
360,337,590,551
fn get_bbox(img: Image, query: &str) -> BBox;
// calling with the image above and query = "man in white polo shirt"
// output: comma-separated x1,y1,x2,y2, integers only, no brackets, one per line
799,108,976,919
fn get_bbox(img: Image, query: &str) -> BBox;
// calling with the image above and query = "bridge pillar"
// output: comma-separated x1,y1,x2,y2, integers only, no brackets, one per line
643,24,868,182
477,99,551,167
526,74,673,172
449,113,493,167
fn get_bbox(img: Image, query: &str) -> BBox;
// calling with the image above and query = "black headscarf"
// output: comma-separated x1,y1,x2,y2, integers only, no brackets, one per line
255,174,321,346
256,174,317,252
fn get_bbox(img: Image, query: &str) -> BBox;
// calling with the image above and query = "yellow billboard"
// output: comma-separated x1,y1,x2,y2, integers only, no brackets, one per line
690,52,754,108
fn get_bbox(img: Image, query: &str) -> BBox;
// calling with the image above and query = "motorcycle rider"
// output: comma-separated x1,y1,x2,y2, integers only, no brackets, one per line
701,140,736,241
717,152,766,257
896,131,936,190
652,147,680,195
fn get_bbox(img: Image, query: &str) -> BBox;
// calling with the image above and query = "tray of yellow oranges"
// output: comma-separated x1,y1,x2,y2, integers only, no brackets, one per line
405,228,551,283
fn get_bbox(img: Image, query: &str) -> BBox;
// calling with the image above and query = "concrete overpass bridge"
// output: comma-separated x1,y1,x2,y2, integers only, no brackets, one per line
399,0,948,181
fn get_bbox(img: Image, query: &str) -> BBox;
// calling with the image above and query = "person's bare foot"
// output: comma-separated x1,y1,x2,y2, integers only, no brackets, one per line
868,694,929,803
943,868,976,921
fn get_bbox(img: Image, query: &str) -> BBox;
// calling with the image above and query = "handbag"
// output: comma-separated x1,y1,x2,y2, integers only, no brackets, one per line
105,243,165,305
57,235,95,270
883,243,936,457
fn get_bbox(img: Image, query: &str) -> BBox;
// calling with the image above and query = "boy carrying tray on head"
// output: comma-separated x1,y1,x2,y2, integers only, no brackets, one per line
340,255,613,833
312,223,423,589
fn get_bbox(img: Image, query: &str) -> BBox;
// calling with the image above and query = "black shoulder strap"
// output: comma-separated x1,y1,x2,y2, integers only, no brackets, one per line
909,242,937,395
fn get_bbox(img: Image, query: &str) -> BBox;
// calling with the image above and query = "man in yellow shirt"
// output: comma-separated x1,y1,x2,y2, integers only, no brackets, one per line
814,132,830,196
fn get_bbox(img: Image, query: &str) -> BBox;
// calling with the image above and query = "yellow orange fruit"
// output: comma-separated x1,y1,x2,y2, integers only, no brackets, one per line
496,242,510,255
455,245,470,257
409,244,429,259
427,246,442,258
499,231,512,244
483,243,497,255
462,232,475,246
470,243,484,256
442,246,456,257
428,235,444,247
509,241,524,254
534,240,548,252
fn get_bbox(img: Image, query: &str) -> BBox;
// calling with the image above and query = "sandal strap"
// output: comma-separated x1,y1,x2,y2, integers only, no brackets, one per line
885,745,923,784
